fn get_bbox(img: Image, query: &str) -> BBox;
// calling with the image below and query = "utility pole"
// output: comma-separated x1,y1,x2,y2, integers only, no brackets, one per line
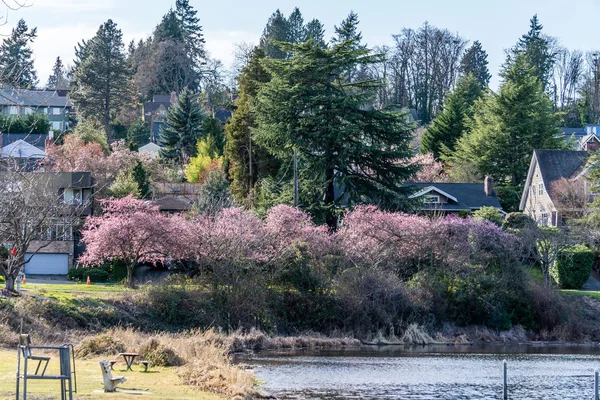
293,148,299,207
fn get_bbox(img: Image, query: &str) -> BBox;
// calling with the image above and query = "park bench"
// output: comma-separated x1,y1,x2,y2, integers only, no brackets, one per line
99,360,126,392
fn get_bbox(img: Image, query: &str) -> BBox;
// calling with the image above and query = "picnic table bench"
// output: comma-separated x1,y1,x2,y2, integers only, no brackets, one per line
117,352,139,371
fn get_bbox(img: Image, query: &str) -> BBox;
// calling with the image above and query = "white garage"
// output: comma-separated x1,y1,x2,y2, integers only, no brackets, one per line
24,253,69,275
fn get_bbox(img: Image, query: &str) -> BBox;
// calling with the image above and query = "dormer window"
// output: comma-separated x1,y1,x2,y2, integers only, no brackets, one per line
424,195,440,204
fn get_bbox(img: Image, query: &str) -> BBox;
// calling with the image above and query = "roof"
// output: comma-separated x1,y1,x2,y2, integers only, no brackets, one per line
520,150,590,210
1,139,46,159
139,142,162,155
405,182,502,211
214,109,232,124
0,133,48,150
153,196,193,212
0,88,71,108
143,100,170,116
559,127,585,137
152,95,171,103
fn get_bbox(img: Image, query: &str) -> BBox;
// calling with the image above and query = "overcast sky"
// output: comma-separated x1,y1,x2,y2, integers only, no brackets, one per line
3,0,600,89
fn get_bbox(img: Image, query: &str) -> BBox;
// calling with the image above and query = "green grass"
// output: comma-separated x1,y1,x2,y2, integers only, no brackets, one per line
561,289,600,298
0,349,221,400
21,283,131,301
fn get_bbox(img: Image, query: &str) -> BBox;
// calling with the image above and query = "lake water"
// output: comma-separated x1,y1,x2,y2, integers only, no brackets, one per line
241,345,600,399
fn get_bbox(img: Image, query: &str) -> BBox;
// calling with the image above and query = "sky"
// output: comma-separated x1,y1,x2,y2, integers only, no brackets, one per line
3,0,600,89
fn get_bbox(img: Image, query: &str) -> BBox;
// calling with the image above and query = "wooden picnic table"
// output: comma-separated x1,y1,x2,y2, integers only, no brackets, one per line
117,353,139,371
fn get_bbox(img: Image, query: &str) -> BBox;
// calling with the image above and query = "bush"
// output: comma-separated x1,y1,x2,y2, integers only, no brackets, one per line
76,335,125,358
473,206,502,226
503,212,535,230
139,338,184,367
553,245,594,289
68,267,109,282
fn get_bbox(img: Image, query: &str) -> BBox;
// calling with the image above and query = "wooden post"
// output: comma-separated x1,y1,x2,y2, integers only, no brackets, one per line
503,360,508,400
595,369,599,400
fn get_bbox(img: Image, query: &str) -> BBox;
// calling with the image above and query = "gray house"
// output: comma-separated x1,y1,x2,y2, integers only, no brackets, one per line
0,88,72,131
520,149,590,227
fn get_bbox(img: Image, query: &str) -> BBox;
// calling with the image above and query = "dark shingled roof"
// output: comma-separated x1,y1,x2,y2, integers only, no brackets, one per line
534,150,589,197
0,88,71,107
405,182,502,211
152,95,171,103
0,133,48,149
153,196,193,212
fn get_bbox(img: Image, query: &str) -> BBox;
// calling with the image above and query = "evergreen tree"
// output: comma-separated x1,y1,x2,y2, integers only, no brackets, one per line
254,40,417,229
47,56,69,90
0,19,38,88
460,41,491,87
154,10,183,42
174,0,206,63
421,74,484,158
110,170,140,199
305,19,326,48
224,47,279,206
445,54,564,186
202,116,225,156
159,87,206,164
331,11,365,49
259,10,289,59
515,15,556,91
131,160,151,199
70,20,130,138
287,7,306,44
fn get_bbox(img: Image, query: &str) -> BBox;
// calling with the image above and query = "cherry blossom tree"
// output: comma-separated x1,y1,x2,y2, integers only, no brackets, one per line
407,153,449,183
78,196,178,287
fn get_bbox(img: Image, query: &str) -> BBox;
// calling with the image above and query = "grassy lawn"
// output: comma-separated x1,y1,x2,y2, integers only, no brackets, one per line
0,349,221,400
561,290,600,299
20,283,131,302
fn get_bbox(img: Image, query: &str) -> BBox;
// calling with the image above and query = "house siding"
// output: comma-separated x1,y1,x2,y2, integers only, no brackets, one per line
523,163,557,226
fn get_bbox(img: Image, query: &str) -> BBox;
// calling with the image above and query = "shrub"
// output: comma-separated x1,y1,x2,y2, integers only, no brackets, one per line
139,338,184,367
473,206,502,226
503,212,535,230
552,244,594,289
68,265,110,282
76,335,125,358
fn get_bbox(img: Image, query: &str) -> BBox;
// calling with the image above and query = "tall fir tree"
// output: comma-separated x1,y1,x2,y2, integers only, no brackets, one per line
460,41,491,87
131,160,151,199
47,56,69,90
445,54,564,187
224,47,279,206
202,116,226,157
254,40,417,229
70,19,130,137
174,0,206,63
259,10,289,59
0,19,38,88
331,11,365,49
159,87,206,164
305,19,326,48
515,15,556,91
421,73,484,158
287,7,306,44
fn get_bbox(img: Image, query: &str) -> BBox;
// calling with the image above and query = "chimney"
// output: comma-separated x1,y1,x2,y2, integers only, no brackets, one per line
170,91,177,103
484,176,494,197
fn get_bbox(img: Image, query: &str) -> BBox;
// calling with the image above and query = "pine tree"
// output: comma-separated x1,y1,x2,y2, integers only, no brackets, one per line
174,0,206,63
305,19,326,48
421,74,484,158
224,47,279,205
131,160,151,199
202,116,225,157
154,10,183,42
259,10,289,59
70,20,129,137
446,54,564,186
47,56,69,90
287,7,306,44
460,41,491,87
515,15,555,91
159,87,206,164
0,19,38,88
331,11,365,49
254,40,417,228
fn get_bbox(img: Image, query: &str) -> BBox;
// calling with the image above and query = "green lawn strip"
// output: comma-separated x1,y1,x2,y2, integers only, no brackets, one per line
0,349,221,400
561,290,600,298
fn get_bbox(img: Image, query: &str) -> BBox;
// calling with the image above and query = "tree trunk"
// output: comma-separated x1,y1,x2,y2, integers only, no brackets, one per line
324,167,337,232
126,262,136,289
5,275,15,291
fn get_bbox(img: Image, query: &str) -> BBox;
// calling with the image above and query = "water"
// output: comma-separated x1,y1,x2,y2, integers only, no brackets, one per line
241,345,600,399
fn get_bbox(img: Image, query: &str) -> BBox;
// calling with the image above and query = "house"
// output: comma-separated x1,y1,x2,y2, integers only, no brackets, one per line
139,142,162,158
520,149,590,227
0,133,51,170
559,124,600,152
24,172,94,275
151,182,202,213
406,178,503,215
143,92,177,142
0,88,72,132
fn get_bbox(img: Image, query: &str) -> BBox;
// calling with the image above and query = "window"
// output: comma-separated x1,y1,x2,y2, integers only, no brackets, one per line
159,109,166,116
51,121,62,131
40,222,73,241
23,107,32,115
8,106,18,115
540,212,549,226
52,107,61,115
538,183,544,196
423,195,440,204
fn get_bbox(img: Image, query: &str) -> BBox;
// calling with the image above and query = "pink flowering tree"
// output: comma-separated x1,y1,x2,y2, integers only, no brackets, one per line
78,196,178,287
407,153,449,182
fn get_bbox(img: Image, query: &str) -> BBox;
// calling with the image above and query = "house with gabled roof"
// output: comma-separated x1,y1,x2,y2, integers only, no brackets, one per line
405,178,503,215
0,88,72,131
520,149,590,227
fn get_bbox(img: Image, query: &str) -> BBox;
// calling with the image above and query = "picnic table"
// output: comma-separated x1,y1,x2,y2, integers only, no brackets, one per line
117,353,139,371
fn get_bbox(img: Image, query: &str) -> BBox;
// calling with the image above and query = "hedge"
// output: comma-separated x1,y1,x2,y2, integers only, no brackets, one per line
68,267,110,283
552,245,594,289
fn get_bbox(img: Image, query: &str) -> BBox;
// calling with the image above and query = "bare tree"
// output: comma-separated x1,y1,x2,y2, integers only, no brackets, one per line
0,166,86,291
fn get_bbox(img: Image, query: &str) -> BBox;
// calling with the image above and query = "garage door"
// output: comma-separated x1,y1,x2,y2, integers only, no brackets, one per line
24,253,69,275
